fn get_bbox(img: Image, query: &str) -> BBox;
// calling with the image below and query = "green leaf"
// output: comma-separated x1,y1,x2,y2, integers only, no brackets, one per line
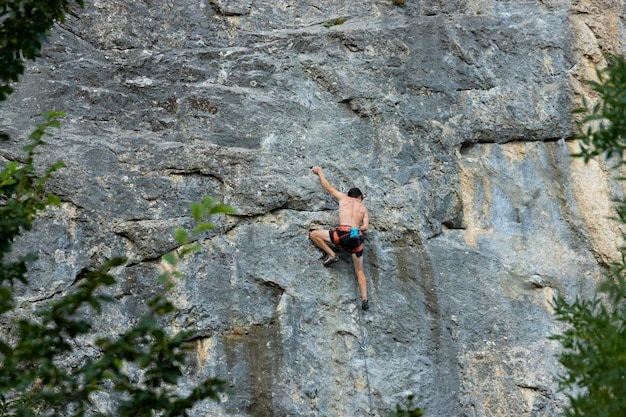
174,228,188,245
172,271,185,280
45,193,61,206
156,272,170,283
192,223,215,235
163,252,178,266
179,243,201,257
191,202,203,221
210,203,236,215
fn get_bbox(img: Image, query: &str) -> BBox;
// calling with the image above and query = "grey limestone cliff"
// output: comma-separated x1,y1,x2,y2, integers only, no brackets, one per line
2,0,626,416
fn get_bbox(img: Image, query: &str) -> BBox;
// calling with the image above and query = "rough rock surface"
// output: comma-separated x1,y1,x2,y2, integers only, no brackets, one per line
2,1,626,416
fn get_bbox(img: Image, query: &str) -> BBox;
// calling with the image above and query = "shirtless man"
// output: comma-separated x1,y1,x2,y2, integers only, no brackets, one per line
309,166,370,310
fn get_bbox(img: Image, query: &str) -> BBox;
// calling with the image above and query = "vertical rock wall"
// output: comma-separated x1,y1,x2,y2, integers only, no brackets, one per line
1,1,626,416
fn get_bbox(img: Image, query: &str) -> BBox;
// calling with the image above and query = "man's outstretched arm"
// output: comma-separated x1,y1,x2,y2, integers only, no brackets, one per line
311,166,344,199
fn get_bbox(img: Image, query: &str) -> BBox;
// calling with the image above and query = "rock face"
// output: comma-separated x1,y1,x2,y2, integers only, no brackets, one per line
2,1,626,416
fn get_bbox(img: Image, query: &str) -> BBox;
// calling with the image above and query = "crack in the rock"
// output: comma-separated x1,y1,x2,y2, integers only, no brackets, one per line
166,168,224,184
0,153,27,164
517,384,553,398
462,136,570,147
336,329,359,339
255,277,286,295
25,265,89,304
27,288,65,304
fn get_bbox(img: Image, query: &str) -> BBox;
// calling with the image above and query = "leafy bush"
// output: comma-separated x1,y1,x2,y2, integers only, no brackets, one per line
0,113,234,416
0,2,235,414
574,55,626,166
551,54,626,417
0,0,84,103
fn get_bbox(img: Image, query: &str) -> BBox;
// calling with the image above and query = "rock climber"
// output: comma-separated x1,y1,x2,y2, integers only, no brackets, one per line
309,166,370,311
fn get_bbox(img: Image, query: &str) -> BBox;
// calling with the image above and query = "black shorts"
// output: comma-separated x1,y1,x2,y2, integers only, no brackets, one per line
329,226,364,257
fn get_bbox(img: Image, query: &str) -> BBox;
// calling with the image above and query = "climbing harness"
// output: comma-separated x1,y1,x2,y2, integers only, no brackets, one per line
331,225,365,254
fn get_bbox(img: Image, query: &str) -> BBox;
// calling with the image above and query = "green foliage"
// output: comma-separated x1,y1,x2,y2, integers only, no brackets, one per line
551,283,626,417
574,55,626,165
0,110,65,287
387,395,424,417
324,18,347,28
0,0,83,140
1,2,233,415
392,0,406,6
551,54,626,417
0,0,84,102
0,116,232,415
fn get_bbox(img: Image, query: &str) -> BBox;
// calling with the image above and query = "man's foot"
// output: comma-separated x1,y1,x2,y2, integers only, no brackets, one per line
361,299,369,311
322,254,339,267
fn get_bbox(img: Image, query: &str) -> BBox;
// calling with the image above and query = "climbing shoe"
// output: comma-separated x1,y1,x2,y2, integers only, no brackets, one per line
323,254,339,267
361,299,369,311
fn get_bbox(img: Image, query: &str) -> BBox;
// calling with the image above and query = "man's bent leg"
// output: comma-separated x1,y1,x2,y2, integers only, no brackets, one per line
352,253,368,302
309,229,336,258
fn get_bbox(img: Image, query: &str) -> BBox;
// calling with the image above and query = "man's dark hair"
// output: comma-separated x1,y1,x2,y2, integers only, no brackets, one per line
348,188,363,198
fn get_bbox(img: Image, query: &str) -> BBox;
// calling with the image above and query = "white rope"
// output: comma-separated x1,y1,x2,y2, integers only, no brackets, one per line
354,265,375,416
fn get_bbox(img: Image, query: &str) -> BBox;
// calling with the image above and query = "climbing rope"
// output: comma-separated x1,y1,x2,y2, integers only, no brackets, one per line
354,266,375,416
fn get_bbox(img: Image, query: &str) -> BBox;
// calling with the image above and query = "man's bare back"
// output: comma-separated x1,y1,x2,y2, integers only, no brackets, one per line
338,196,369,230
